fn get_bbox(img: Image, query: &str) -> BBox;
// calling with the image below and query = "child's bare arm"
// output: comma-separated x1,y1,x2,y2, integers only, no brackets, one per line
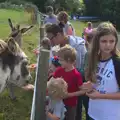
46,111,60,120
66,88,85,98
67,81,95,98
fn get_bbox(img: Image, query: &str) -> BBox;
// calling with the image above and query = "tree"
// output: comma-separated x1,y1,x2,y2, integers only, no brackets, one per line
83,0,101,16
83,0,120,29
46,0,81,13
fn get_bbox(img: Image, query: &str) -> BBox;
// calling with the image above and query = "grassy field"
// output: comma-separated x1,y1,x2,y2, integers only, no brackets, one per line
0,9,86,120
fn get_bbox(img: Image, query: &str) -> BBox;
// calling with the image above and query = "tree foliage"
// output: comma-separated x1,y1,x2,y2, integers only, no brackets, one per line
4,0,81,13
2,0,120,29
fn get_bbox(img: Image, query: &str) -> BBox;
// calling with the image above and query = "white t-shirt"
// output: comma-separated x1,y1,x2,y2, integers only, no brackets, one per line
88,59,120,120
47,97,66,120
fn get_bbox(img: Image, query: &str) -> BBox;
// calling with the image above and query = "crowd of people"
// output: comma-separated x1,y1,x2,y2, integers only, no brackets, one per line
23,6,120,120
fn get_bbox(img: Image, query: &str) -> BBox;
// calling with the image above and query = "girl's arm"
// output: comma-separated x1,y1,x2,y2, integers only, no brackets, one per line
100,92,120,100
46,111,60,120
86,90,120,100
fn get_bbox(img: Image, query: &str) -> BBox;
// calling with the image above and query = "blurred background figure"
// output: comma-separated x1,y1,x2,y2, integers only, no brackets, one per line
44,6,58,24
83,22,93,40
57,11,75,36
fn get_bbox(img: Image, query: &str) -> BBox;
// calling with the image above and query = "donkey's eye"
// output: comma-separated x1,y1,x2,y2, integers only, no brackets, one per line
23,60,28,65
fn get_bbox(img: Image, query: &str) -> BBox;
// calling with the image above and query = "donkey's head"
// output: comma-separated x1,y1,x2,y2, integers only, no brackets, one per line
8,18,33,47
0,38,31,93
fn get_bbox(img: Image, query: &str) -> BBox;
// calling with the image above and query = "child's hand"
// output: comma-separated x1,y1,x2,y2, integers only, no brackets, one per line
22,84,34,91
80,81,93,92
86,90,101,99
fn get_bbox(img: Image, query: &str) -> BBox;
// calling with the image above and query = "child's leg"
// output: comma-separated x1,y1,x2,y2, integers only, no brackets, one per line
76,95,90,120
65,106,76,120
82,95,89,120
75,96,82,120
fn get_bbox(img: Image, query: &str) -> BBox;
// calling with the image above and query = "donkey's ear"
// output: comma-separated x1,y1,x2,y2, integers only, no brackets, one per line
16,24,20,30
8,18,14,31
21,25,34,34
0,39,7,53
7,37,20,55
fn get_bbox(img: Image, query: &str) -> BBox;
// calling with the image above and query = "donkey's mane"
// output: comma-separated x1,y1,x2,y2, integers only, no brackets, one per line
0,39,24,74
0,48,23,74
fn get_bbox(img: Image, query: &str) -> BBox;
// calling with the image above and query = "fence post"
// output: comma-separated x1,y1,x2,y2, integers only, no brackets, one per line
34,49,49,120
39,21,45,44
30,13,49,120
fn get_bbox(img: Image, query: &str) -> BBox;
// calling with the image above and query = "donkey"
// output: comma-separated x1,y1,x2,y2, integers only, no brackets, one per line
8,18,33,47
0,38,31,98
6,19,33,99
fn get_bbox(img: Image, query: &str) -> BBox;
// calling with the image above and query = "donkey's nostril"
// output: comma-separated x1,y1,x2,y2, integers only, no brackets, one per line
26,80,29,84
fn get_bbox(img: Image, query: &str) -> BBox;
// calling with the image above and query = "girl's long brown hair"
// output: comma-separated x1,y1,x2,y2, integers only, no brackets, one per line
85,22,120,82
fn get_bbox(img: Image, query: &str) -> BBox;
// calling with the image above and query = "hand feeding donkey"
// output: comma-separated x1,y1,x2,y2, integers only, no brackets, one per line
0,38,31,99
6,19,33,100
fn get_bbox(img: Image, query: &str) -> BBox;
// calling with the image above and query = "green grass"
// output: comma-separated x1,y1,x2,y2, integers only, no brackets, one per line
0,9,86,120
71,20,86,36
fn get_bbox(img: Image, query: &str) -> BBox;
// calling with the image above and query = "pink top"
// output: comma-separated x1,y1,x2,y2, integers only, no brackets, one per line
85,27,93,34
84,27,93,40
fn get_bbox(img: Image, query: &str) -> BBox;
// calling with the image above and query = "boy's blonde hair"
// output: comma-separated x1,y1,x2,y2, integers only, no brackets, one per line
58,44,77,63
47,77,68,99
